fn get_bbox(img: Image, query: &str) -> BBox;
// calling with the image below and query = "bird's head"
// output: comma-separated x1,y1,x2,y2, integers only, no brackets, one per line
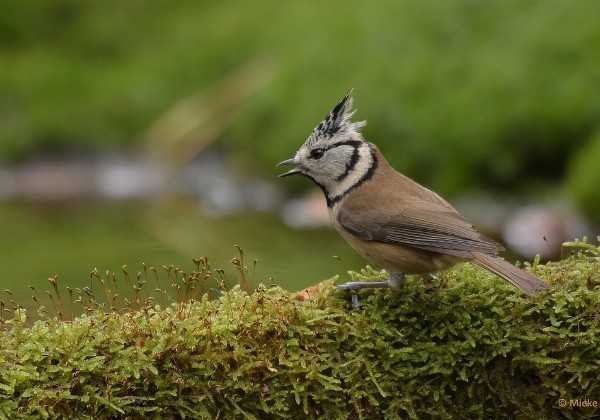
278,90,374,203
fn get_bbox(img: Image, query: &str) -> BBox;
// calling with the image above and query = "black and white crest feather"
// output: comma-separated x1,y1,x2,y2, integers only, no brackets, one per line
306,90,367,146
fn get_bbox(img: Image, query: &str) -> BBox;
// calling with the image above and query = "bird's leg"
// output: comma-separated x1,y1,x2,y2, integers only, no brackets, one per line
336,272,406,309
351,293,360,309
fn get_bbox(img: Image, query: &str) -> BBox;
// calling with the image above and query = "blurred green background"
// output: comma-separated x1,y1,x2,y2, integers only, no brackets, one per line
1,0,599,309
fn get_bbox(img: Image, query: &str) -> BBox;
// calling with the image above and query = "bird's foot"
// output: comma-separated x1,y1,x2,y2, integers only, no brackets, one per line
336,272,406,309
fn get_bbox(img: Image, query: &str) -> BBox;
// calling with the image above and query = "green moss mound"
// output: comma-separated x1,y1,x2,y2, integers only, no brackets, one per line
1,241,599,419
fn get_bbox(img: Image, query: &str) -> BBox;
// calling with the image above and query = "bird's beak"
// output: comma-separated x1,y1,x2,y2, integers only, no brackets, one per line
277,158,304,177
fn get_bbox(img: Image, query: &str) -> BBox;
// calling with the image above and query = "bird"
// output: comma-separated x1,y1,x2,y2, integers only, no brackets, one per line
278,90,549,307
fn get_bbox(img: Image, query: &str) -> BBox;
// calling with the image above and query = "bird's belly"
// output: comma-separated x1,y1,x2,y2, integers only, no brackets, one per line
338,228,461,274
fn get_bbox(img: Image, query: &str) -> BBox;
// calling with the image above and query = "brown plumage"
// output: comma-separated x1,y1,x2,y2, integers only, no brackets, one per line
278,90,549,304
332,144,548,296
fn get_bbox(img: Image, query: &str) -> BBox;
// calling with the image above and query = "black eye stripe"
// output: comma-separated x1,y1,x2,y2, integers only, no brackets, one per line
309,140,362,159
309,140,366,182
322,140,363,152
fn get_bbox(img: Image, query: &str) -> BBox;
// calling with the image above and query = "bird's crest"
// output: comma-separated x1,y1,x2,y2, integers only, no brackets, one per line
306,90,366,146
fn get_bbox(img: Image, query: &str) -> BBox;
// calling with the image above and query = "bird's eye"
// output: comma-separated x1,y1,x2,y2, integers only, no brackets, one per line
309,149,324,160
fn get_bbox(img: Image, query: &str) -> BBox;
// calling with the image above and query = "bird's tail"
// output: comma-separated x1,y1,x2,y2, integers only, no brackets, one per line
471,252,549,296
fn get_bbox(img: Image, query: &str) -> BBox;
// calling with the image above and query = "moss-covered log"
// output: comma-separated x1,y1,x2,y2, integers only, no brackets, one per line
1,241,599,419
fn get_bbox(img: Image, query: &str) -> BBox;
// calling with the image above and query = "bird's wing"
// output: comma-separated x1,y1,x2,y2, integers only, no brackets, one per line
336,198,504,255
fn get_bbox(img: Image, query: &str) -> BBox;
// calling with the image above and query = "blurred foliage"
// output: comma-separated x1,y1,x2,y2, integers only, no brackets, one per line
567,130,600,221
1,0,600,209
1,240,599,418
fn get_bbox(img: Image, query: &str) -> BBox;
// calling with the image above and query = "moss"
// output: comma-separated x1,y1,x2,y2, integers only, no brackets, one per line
1,240,599,419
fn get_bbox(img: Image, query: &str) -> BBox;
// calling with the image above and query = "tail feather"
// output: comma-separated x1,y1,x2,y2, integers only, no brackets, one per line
471,252,549,296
